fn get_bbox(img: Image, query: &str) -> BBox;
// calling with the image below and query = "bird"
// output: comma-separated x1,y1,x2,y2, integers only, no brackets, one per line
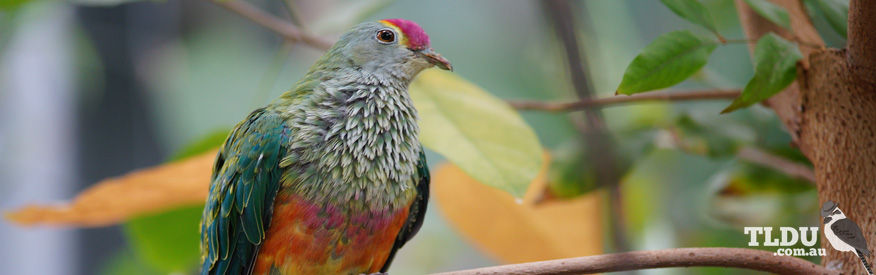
822,201,873,275
198,18,451,275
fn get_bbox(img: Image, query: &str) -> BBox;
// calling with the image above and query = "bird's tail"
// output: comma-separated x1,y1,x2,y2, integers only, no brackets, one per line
857,250,874,275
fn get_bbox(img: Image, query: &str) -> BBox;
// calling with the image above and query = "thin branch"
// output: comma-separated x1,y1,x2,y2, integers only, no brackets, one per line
737,146,816,183
432,248,838,275
509,89,741,112
210,0,333,50
542,0,631,254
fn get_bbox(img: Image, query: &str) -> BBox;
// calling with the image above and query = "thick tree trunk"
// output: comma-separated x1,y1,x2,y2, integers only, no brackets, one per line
805,47,876,273
736,0,876,273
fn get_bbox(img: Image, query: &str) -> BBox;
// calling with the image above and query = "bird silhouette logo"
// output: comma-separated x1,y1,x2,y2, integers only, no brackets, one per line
822,201,873,275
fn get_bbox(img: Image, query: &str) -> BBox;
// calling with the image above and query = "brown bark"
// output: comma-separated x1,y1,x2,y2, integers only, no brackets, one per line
848,0,876,81
736,0,876,273
804,48,876,273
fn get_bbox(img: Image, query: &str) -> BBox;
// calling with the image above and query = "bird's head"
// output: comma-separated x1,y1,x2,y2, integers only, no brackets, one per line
330,19,451,79
821,201,846,224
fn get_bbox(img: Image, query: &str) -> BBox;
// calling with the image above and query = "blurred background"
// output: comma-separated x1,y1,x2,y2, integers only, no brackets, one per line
0,0,846,274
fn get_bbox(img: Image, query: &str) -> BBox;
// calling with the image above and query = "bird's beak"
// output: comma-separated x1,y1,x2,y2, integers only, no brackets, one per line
418,48,452,71
823,216,832,224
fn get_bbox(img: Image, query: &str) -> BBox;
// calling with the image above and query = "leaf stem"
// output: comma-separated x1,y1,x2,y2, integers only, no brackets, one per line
723,38,755,44
715,32,728,44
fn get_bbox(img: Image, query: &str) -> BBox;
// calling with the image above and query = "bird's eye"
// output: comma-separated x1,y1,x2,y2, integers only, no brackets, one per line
377,30,395,43
834,210,841,215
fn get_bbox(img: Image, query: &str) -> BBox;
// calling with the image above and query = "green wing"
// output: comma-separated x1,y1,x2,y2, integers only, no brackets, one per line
380,149,430,272
200,108,289,275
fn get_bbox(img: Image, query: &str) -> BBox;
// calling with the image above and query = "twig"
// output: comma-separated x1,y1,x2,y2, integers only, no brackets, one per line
737,146,816,183
509,89,741,112
210,0,333,50
432,247,838,275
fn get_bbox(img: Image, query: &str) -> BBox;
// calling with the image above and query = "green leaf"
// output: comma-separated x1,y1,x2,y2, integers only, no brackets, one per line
100,249,162,275
124,205,203,273
660,0,719,34
410,70,543,198
0,0,30,11
616,30,718,95
744,0,791,29
722,33,801,113
122,130,230,272
815,0,849,38
169,128,230,161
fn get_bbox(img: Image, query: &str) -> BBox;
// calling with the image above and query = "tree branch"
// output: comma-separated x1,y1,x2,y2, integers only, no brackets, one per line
509,89,741,112
737,146,816,183
432,248,838,275
848,0,876,81
542,0,631,254
210,0,333,50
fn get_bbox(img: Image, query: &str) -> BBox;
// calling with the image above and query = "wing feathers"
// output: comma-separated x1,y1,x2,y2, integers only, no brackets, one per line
380,148,430,272
200,109,289,275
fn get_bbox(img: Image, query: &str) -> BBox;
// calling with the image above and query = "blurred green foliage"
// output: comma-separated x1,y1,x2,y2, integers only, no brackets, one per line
100,249,162,275
118,129,231,274
812,0,849,38
674,114,741,157
124,205,203,273
0,0,29,11
168,129,230,161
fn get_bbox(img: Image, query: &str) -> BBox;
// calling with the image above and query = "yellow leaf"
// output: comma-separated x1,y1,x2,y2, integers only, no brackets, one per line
432,154,603,263
5,150,216,227
411,70,543,198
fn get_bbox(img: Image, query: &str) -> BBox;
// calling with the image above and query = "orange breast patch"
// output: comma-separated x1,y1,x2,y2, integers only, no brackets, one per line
252,194,411,275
